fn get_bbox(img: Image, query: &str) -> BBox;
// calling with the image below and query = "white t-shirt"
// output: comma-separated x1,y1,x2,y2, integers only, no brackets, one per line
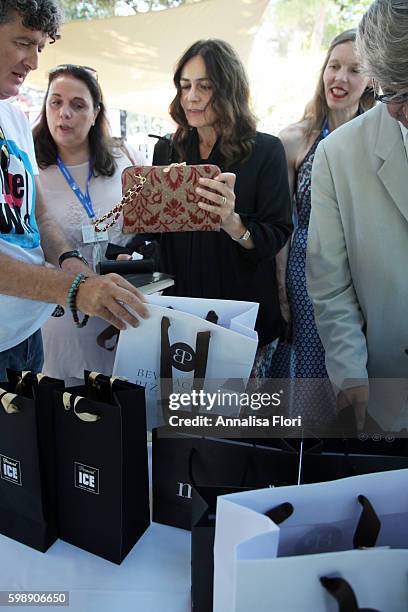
40,147,142,380
38,148,140,269
0,101,54,352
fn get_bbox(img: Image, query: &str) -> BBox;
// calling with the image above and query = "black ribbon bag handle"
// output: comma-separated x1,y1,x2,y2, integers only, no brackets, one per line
160,316,174,414
160,314,213,418
353,494,381,549
265,502,294,525
320,576,380,612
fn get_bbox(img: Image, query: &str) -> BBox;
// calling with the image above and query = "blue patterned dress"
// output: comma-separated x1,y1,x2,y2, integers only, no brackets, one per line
268,128,336,425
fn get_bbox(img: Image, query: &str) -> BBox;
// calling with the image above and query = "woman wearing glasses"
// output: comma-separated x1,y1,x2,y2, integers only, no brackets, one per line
153,39,292,377
307,0,408,432
269,29,375,426
33,64,140,380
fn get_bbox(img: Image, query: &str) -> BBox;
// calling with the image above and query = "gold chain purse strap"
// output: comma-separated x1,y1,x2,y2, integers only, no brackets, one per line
92,173,146,233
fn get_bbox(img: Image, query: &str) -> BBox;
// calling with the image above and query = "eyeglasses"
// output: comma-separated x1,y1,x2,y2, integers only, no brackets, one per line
372,80,408,105
49,64,98,80
0,125,10,173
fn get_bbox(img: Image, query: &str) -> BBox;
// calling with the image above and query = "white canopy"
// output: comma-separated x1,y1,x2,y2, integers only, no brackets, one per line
26,0,268,117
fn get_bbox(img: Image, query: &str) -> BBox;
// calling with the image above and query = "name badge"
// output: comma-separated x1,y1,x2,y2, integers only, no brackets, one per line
82,222,108,244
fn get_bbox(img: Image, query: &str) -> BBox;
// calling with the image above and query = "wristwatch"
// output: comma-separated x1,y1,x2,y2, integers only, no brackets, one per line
233,228,251,242
58,250,89,269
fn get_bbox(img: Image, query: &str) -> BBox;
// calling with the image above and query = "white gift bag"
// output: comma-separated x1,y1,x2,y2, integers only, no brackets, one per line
213,468,408,612
234,548,408,612
113,295,259,426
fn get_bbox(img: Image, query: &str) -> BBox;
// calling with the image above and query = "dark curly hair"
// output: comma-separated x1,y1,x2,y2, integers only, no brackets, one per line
33,65,117,177
0,0,63,42
170,39,257,168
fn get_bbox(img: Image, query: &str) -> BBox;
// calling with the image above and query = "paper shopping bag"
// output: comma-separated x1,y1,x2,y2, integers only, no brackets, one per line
113,295,259,427
191,486,294,612
54,371,150,564
0,370,64,552
152,430,299,530
213,468,408,612
234,549,408,612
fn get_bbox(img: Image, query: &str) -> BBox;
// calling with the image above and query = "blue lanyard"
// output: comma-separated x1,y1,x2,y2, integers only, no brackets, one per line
321,118,330,139
57,157,94,219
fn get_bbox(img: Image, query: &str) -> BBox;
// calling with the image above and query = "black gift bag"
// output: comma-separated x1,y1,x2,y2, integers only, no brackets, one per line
301,437,408,484
0,370,64,552
191,485,247,612
54,371,150,564
152,430,299,530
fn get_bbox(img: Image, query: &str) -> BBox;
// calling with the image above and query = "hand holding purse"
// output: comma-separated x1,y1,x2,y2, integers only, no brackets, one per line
93,163,222,234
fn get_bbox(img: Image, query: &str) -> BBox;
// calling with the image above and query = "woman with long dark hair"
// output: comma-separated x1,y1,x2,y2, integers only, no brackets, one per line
154,39,293,376
33,64,140,380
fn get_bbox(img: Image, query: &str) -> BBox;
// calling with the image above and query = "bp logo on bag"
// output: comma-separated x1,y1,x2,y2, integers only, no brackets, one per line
294,525,342,555
74,462,99,494
170,342,196,372
0,454,22,486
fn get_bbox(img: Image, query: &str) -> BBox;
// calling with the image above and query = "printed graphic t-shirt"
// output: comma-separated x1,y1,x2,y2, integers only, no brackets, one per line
0,100,54,351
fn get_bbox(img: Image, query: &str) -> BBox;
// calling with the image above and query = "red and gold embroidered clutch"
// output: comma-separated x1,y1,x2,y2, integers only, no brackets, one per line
121,164,221,234
93,164,222,235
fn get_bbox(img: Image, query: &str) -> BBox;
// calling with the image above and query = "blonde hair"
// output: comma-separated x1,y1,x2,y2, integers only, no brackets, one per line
302,29,375,140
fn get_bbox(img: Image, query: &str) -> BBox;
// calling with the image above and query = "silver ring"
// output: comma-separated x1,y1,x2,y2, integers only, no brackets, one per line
221,195,227,206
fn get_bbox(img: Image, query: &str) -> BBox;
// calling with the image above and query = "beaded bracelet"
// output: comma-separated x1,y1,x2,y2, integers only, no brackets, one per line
67,272,89,328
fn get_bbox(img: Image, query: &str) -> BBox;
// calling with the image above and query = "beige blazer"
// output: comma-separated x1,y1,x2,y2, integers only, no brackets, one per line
307,103,408,431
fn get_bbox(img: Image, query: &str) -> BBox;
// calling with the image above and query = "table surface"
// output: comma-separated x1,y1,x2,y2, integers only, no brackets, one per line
0,522,191,612
0,445,191,612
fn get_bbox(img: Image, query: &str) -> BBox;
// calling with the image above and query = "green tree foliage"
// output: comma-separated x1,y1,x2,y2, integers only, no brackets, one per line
121,0,185,10
271,0,373,55
332,0,372,30
61,0,199,20
61,0,116,20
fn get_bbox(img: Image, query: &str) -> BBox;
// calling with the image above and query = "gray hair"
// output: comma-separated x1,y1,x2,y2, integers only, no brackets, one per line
0,1,63,42
357,0,408,88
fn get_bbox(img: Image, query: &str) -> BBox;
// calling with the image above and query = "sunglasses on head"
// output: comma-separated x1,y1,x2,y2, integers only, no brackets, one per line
50,64,98,80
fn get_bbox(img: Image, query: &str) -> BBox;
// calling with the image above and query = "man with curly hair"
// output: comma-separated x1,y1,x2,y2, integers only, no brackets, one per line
0,1,148,379
0,0,62,43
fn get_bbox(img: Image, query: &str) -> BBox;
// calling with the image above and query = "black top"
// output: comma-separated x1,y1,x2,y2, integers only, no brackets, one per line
152,129,292,345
